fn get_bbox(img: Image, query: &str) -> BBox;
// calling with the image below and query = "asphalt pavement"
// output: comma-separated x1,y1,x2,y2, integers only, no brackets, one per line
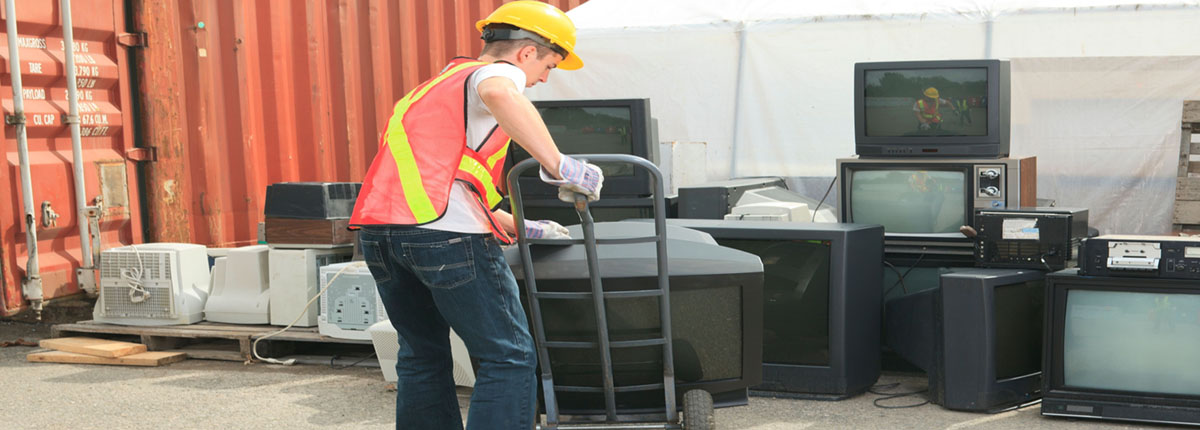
0,319,1172,430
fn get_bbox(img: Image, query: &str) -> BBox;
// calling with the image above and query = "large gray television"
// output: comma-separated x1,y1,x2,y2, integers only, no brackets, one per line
504,222,765,414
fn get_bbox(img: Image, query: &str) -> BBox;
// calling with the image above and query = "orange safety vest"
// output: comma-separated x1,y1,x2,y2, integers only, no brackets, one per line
350,58,515,244
917,98,942,123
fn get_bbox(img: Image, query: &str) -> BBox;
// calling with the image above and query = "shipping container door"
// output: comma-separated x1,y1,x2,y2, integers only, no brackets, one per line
0,0,141,316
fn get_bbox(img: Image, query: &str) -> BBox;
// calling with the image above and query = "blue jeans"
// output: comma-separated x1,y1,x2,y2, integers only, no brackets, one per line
359,226,537,430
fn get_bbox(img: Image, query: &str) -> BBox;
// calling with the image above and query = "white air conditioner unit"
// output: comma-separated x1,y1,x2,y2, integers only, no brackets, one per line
318,262,387,340
204,245,271,324
367,320,475,387
268,248,353,326
94,243,209,326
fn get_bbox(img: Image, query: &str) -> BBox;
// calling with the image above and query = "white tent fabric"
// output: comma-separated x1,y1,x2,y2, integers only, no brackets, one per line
528,0,1200,234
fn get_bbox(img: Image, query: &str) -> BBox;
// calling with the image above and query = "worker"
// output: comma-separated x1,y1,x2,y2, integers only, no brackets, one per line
348,2,601,429
955,97,972,125
912,87,956,132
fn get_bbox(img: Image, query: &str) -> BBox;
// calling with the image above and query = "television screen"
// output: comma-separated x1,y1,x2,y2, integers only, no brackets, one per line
994,280,1044,380
512,105,636,178
849,169,967,234
863,68,988,138
719,239,831,367
1063,289,1200,396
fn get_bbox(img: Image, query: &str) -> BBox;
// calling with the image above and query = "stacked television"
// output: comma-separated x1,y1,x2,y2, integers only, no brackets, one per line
508,98,664,225
844,59,1068,412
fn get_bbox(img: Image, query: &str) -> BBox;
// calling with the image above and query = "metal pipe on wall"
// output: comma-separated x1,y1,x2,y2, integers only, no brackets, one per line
5,0,43,317
60,0,97,295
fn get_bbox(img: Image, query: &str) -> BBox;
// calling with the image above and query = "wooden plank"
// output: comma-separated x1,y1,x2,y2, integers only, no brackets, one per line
1184,101,1200,123
1174,201,1200,225
1018,156,1037,208
39,337,147,358
1177,177,1200,201
264,217,354,247
27,350,186,367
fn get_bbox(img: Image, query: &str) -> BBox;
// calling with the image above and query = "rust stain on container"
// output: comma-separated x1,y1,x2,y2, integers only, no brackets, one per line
1,0,143,316
132,0,586,248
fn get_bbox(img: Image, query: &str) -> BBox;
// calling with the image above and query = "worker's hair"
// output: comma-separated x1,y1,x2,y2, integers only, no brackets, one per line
480,24,561,60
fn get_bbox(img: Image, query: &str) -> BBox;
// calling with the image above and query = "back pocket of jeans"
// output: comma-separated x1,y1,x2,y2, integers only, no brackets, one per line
402,237,476,289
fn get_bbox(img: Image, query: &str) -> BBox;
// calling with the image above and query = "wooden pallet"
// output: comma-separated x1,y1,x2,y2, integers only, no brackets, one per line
51,320,372,362
1174,101,1200,234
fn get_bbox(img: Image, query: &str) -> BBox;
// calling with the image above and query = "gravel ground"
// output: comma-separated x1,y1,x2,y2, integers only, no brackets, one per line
0,318,1174,430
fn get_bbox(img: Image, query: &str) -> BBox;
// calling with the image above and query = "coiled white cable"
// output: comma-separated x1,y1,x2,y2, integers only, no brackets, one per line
250,261,365,365
124,244,151,303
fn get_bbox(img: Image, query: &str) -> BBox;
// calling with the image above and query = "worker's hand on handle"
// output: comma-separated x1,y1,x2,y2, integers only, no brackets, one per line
524,219,571,240
540,155,603,203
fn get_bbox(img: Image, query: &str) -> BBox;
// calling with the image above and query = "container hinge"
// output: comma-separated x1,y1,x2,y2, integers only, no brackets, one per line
127,147,157,162
117,32,148,48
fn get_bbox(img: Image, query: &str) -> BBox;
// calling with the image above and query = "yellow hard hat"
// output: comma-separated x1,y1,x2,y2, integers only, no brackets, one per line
476,1,583,70
924,87,939,98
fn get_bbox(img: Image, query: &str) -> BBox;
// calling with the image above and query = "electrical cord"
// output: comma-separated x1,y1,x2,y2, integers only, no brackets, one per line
883,253,925,298
123,244,151,304
330,352,378,369
811,175,837,223
251,261,364,365
882,261,910,297
869,382,930,409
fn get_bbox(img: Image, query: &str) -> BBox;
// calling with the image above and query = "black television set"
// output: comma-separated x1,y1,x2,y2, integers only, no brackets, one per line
838,156,1036,264
653,219,884,398
505,222,764,414
886,268,1045,412
509,98,660,198
854,59,1010,158
1042,269,1200,426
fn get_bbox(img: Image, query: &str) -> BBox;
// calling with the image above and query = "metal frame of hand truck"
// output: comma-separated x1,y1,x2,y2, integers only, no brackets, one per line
508,154,688,430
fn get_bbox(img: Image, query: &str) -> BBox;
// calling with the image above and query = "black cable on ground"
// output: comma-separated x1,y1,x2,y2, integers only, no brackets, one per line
869,382,930,409
330,352,377,370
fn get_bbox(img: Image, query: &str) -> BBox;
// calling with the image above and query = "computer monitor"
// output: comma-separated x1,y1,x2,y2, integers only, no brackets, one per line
655,219,884,398
886,268,1045,412
676,177,788,219
1042,269,1200,426
854,59,1010,158
505,222,764,414
838,156,1036,262
724,186,838,223
509,98,659,198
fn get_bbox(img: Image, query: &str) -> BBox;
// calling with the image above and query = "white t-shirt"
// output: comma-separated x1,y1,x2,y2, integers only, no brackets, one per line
421,63,527,234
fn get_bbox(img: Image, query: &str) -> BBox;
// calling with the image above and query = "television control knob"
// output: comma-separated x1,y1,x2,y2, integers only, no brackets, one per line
980,169,1000,179
982,186,1000,196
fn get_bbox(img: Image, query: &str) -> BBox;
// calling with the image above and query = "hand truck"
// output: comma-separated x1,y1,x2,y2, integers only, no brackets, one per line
508,154,715,430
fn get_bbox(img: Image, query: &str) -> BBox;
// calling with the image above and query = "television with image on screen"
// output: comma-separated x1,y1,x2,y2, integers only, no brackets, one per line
1042,269,1200,426
854,60,1009,158
509,98,659,198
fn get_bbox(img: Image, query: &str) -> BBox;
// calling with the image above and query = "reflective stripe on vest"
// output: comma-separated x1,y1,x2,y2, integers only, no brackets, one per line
350,59,515,243
918,99,941,122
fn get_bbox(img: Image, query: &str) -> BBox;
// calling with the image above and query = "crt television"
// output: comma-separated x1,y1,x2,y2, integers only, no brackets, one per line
886,268,1045,412
838,156,1036,260
655,219,884,398
854,59,1010,158
505,222,764,414
509,98,660,198
1042,269,1200,426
